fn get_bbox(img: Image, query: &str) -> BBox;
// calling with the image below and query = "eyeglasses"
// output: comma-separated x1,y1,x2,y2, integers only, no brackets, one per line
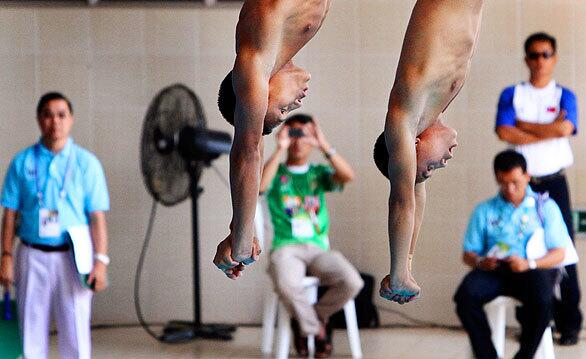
527,51,555,60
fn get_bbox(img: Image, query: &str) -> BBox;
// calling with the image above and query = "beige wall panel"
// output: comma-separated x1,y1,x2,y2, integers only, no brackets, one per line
475,0,520,58
90,9,146,56
1,0,585,327
519,0,575,58
144,9,199,57
39,9,90,58
304,0,358,56
359,54,399,109
145,55,199,96
197,8,239,56
0,9,37,56
0,55,37,115
91,54,146,109
357,0,415,56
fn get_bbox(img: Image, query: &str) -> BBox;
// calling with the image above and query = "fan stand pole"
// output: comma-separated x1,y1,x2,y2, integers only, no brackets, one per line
160,169,236,343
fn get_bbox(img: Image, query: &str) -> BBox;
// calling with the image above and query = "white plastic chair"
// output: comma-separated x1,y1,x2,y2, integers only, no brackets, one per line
469,296,555,359
255,200,362,358
261,276,362,358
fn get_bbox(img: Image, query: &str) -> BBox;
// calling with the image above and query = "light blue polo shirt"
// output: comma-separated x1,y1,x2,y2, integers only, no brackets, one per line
463,187,568,259
1,138,109,246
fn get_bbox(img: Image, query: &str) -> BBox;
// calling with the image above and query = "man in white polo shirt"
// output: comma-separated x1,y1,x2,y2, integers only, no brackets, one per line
495,32,582,345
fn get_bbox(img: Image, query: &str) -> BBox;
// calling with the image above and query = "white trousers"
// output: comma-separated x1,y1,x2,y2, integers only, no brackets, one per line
16,243,93,359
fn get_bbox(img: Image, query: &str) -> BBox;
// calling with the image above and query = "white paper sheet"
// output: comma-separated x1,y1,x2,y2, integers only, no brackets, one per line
67,225,94,275
526,227,579,266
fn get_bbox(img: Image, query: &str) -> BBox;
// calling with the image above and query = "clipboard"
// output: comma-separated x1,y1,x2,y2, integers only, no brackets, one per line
67,225,94,289
526,227,579,266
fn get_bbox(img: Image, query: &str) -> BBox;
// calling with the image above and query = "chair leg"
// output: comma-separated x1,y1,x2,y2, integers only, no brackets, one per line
261,291,279,354
276,303,292,359
305,284,318,357
308,335,315,358
343,300,363,358
535,326,555,359
486,300,507,359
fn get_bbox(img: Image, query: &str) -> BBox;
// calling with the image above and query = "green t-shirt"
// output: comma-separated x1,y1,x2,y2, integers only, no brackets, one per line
265,163,343,251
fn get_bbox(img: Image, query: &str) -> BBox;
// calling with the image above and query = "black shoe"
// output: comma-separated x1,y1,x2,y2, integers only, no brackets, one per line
315,322,333,358
291,319,309,357
557,333,579,346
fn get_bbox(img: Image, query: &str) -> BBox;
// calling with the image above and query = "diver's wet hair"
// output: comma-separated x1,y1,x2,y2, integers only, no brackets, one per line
218,71,236,126
373,132,389,179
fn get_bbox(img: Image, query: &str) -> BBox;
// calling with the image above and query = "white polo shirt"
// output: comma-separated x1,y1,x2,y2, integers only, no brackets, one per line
496,80,578,177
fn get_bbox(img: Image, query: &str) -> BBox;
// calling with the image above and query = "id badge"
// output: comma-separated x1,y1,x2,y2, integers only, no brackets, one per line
292,216,315,238
39,208,61,238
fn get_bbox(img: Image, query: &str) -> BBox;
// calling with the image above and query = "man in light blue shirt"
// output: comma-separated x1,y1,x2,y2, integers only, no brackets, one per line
455,150,568,359
0,92,110,359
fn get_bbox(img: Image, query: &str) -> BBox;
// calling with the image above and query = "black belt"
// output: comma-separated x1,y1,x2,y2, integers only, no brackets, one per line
21,241,70,252
530,169,565,185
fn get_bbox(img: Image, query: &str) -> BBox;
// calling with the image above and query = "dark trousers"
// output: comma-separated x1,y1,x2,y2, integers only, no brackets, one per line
454,269,557,359
531,174,583,335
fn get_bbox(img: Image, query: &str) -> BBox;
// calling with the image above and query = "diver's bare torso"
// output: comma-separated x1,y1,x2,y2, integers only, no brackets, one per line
236,0,332,75
393,0,484,134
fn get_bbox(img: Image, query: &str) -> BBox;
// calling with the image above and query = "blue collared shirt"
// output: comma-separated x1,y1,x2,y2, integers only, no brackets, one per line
463,187,568,258
1,138,109,246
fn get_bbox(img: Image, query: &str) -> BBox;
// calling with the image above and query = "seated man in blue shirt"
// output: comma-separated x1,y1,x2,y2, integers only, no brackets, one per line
454,150,568,359
0,92,110,359
495,32,581,345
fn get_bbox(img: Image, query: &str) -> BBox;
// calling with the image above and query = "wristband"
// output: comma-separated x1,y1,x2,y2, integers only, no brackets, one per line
324,147,336,159
94,253,110,266
475,256,484,267
528,259,537,270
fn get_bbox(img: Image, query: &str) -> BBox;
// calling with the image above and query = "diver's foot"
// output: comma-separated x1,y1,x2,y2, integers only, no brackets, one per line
379,274,420,304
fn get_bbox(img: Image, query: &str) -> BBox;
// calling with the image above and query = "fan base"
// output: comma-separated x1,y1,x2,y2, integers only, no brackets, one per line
160,320,236,342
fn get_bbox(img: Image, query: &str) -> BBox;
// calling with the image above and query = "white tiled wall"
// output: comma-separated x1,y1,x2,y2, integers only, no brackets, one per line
0,0,585,327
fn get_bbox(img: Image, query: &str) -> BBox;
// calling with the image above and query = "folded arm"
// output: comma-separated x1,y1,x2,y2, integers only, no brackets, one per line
516,111,574,139
496,111,574,144
496,125,541,145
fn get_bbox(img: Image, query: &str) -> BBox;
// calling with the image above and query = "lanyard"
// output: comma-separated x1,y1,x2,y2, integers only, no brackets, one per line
34,143,73,206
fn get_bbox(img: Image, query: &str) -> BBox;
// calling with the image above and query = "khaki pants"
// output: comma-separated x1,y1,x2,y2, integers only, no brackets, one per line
268,244,363,336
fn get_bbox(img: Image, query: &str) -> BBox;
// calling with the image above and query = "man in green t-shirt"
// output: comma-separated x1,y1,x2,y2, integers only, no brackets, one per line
260,114,363,358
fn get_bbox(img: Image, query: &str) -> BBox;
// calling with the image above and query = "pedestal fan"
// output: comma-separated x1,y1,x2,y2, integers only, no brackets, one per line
136,83,234,342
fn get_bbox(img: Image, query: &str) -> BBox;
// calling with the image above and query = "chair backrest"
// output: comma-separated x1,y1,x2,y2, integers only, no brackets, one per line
254,196,273,251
